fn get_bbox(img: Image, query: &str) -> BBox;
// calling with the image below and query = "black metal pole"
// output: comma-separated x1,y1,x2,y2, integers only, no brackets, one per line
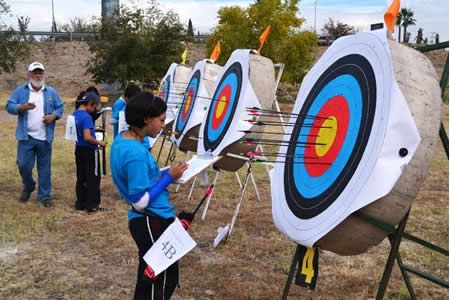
281,244,301,300
376,210,411,300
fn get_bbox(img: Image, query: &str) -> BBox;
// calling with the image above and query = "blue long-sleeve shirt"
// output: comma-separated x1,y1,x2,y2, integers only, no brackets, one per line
6,83,64,143
110,133,174,221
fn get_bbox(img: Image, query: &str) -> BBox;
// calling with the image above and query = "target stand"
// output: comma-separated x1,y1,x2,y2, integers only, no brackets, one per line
281,210,449,300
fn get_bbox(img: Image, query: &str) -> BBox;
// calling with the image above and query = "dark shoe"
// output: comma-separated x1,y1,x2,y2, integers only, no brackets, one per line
40,199,53,208
18,189,32,203
86,207,107,215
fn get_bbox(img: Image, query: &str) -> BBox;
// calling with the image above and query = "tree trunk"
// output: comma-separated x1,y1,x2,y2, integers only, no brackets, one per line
397,25,401,42
403,25,407,43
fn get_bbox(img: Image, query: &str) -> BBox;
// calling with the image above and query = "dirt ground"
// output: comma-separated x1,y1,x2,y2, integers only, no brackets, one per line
0,44,448,299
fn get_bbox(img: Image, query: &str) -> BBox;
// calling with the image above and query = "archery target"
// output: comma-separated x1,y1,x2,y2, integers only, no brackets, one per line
159,63,192,127
160,75,170,104
171,60,222,150
285,54,376,219
203,62,242,152
271,29,420,247
198,50,264,159
175,69,200,135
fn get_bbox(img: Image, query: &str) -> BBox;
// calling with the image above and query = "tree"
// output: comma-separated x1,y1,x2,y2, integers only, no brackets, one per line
0,1,30,73
87,2,185,86
399,8,415,43
17,16,34,41
60,17,97,33
206,0,317,83
187,18,194,37
396,12,402,42
321,18,355,39
415,27,423,44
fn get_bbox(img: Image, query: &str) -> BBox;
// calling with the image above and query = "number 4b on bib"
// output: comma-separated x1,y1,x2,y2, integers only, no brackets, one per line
295,245,319,290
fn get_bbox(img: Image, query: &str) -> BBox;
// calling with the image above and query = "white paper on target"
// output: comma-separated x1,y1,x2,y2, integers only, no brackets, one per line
271,29,421,247
197,50,262,156
143,218,197,276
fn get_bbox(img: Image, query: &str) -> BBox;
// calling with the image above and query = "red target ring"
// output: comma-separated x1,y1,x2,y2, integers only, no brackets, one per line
211,85,231,130
304,96,350,177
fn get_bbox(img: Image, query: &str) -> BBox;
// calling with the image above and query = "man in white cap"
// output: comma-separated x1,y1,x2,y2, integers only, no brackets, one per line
6,61,64,207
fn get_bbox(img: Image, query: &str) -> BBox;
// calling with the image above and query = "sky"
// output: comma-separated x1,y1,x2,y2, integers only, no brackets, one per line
3,0,449,42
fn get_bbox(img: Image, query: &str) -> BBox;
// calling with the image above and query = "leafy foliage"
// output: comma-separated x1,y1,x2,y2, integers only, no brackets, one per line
206,0,317,83
60,17,98,33
0,0,30,73
86,1,185,86
321,18,355,39
398,8,416,43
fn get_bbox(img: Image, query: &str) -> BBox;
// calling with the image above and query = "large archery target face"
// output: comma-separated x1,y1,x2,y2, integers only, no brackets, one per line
271,30,394,246
285,54,376,219
175,70,201,135
203,62,242,152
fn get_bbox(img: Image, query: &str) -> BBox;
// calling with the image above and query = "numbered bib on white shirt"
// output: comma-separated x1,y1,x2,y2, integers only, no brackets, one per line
65,115,78,142
118,111,128,133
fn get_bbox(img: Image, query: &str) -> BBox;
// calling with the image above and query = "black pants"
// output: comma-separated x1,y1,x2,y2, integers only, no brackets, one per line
129,215,179,300
75,147,101,210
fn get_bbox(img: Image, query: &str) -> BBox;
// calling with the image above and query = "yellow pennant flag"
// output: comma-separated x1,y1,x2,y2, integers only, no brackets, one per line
258,25,271,53
181,49,188,65
210,41,221,61
384,0,401,33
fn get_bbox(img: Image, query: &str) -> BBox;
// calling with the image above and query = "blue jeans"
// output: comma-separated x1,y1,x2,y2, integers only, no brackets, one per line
16,136,52,201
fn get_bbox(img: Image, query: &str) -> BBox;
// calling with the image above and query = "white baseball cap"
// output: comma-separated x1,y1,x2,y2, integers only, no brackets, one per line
28,62,45,72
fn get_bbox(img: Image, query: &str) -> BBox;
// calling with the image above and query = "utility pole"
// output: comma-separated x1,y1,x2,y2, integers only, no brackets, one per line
314,0,318,33
51,0,57,32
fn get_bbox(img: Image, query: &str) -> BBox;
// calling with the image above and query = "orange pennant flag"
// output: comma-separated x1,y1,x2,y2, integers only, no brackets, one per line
258,25,271,53
384,0,401,33
210,41,221,61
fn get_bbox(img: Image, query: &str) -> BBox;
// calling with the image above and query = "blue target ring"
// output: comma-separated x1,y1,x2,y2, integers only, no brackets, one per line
175,70,200,136
284,54,377,219
203,62,242,152
161,75,170,104
293,75,362,199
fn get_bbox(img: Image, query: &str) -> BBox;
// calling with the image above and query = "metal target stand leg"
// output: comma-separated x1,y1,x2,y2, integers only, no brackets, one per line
226,160,255,240
235,171,243,189
186,176,197,202
234,166,261,202
201,170,220,220
281,244,301,300
248,166,262,202
164,143,177,167
155,135,167,164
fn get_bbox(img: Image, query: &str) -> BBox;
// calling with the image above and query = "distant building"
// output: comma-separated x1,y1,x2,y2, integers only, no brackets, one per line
102,0,119,19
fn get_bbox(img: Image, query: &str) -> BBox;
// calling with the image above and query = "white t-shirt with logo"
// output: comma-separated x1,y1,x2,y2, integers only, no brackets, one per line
27,83,46,141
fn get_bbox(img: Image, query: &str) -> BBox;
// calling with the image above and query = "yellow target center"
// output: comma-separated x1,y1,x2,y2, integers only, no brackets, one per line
184,95,192,114
315,116,337,157
215,96,227,119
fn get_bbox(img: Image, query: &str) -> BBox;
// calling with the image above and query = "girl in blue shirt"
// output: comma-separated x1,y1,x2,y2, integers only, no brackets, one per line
110,92,187,300
73,92,106,214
